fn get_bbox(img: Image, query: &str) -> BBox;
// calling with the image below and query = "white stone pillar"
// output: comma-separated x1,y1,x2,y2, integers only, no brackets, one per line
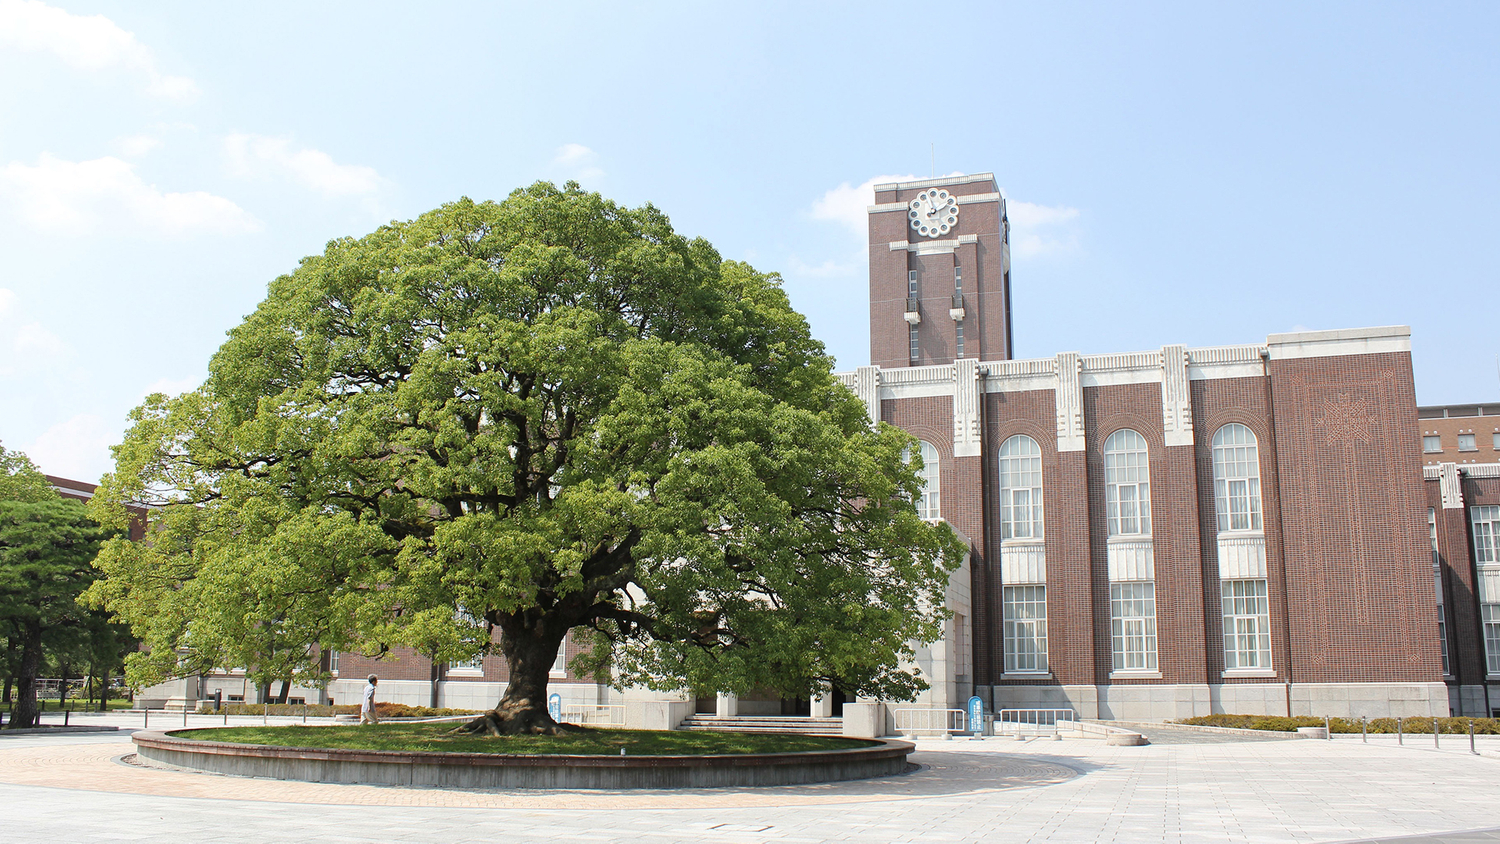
715,692,738,718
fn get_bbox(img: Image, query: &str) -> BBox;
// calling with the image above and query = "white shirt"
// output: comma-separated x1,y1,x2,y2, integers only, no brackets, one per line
362,682,376,710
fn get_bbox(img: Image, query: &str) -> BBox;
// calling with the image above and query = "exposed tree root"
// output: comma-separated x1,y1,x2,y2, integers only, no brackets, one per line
447,707,585,736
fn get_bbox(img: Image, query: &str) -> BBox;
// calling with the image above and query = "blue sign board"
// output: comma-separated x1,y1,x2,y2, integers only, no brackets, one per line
967,695,985,732
548,692,562,721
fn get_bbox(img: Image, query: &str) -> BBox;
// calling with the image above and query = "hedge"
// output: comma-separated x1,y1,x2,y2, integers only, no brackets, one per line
1177,713,1500,734
194,702,482,718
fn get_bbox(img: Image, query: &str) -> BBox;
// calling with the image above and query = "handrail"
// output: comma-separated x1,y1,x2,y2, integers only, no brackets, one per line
891,706,967,735
559,704,625,726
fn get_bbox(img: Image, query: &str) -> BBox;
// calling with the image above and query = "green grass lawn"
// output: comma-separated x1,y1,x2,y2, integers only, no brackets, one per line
168,723,875,755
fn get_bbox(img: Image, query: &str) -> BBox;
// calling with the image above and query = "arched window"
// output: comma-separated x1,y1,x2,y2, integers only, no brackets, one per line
1212,424,1262,532
1103,429,1151,536
914,440,940,520
998,435,1044,540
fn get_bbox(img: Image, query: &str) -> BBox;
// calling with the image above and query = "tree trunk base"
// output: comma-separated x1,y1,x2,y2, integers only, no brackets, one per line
448,707,584,737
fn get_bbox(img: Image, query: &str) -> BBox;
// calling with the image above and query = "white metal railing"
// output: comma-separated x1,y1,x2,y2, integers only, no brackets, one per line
560,704,625,726
997,708,1076,737
893,707,967,736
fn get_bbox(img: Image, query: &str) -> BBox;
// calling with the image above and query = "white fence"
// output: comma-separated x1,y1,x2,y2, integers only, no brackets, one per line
996,708,1076,737
893,707,968,736
560,704,625,726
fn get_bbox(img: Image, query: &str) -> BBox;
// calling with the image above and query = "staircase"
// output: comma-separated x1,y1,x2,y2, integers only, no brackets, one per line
678,715,845,736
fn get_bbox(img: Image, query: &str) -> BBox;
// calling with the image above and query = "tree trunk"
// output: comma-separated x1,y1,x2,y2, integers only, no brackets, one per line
98,663,110,713
453,623,574,736
6,623,43,730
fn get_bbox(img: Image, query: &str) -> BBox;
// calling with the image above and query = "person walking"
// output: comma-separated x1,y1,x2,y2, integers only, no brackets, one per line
361,675,379,725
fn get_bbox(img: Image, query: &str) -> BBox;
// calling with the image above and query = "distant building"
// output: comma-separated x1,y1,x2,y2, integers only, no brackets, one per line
1418,404,1500,467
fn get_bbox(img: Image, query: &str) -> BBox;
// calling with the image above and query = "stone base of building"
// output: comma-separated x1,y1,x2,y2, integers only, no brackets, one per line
980,682,1451,721
1449,684,1500,718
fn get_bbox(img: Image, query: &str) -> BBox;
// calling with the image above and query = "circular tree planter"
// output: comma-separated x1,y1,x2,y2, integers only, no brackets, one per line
131,730,914,789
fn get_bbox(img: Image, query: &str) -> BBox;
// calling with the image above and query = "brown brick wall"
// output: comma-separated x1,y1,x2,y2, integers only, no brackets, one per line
1191,376,1292,683
1081,381,1207,685
982,389,1056,686
869,176,1008,368
1267,351,1442,684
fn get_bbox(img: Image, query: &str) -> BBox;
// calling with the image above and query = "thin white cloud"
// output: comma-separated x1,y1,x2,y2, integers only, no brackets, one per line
24,413,115,482
115,134,162,157
787,256,856,279
1007,199,1082,259
0,287,70,379
0,153,261,235
551,143,603,182
0,0,198,101
223,133,385,198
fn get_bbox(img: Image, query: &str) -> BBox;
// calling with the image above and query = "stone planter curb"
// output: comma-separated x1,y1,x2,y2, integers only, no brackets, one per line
131,729,914,789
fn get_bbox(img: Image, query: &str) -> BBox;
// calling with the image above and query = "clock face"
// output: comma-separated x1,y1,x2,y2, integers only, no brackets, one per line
909,188,959,238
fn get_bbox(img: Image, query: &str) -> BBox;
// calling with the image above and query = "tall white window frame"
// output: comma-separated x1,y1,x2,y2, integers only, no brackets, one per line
912,440,940,521
1003,585,1048,673
1212,424,1263,532
1104,429,1152,536
1110,582,1158,671
1431,507,1449,675
1222,579,1272,669
909,323,919,361
999,435,1044,540
955,320,965,358
1474,505,1500,565
1484,604,1500,676
551,632,570,676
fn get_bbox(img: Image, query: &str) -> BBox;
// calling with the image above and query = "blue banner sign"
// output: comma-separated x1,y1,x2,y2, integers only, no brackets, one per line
548,692,562,721
967,695,984,732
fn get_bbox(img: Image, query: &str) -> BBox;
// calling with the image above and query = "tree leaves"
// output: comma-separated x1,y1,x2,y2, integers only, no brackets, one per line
89,182,965,703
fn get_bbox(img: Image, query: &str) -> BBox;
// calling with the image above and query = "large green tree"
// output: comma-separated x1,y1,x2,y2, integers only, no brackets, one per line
87,183,964,734
0,495,109,728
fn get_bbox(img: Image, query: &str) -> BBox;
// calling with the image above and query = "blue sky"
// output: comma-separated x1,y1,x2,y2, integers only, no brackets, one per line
1,1,1496,481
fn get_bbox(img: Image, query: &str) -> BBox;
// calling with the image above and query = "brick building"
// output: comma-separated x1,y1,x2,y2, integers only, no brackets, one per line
837,172,1449,720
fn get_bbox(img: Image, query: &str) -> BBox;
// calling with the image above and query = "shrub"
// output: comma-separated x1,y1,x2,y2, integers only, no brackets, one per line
1177,714,1500,734
196,701,482,718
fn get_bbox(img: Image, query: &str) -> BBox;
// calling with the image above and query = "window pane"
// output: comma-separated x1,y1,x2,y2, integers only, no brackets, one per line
999,435,1044,540
1111,582,1158,671
1212,424,1262,534
1221,579,1272,670
1003,585,1048,673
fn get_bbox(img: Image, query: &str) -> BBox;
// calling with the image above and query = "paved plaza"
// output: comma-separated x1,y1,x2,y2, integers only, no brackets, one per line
3,713,1500,843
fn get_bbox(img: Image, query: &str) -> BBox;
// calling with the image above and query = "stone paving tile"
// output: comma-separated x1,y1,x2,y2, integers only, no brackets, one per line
5,731,1500,842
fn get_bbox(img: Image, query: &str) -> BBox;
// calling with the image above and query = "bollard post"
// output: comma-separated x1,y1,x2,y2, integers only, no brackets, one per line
183,708,188,728
1397,717,1403,745
303,704,307,724
1435,719,1441,748
143,708,148,729
263,705,268,727
1471,720,1478,755
1362,717,1367,743
1324,715,1331,740
64,708,69,727
223,707,228,726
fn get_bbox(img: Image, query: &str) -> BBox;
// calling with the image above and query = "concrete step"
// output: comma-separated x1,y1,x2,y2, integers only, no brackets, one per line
678,715,845,736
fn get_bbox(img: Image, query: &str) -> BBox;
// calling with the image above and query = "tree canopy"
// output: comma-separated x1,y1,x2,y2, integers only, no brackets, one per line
88,182,964,733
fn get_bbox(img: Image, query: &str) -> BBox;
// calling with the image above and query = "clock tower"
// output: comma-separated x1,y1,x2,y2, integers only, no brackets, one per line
867,173,1012,368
